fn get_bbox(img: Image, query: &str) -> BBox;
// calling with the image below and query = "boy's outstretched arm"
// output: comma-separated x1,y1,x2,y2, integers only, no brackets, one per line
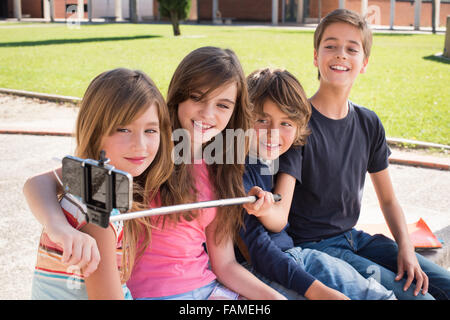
243,173,296,233
23,168,100,277
370,168,429,296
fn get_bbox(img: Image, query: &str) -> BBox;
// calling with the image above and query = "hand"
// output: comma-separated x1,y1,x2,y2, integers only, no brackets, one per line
243,186,275,217
44,223,100,277
395,245,429,296
304,280,350,300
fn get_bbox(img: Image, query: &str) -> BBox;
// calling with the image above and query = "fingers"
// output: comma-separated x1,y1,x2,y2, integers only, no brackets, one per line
244,187,265,215
421,271,429,295
61,233,100,277
413,270,423,296
60,238,73,264
396,264,429,296
248,186,264,198
82,243,101,277
411,269,429,296
403,266,415,293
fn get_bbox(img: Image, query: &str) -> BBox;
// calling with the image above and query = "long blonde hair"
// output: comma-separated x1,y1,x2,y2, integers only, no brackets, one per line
159,46,253,244
75,68,173,281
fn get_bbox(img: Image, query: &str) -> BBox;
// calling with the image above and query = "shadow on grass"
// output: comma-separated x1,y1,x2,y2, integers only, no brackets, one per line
423,54,450,65
0,35,162,47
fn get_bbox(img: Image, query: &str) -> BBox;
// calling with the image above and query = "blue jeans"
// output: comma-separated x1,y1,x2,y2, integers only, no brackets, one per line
241,261,306,300
300,228,450,300
243,248,395,300
136,280,218,300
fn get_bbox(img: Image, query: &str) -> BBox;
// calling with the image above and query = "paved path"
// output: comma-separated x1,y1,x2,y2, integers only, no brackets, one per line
0,93,448,299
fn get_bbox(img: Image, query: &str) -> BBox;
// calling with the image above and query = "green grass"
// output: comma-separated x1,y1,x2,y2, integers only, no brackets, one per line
0,23,449,144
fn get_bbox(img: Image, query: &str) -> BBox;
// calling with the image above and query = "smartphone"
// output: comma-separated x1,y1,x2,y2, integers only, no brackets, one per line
62,155,133,228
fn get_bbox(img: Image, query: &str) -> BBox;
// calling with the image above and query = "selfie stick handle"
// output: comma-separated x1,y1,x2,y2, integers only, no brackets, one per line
109,194,281,223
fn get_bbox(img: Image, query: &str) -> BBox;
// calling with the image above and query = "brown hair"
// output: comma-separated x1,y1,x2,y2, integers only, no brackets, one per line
159,46,253,244
75,68,173,282
314,9,373,79
247,68,311,146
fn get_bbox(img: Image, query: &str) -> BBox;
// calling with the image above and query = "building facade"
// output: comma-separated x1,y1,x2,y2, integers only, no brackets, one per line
2,0,449,28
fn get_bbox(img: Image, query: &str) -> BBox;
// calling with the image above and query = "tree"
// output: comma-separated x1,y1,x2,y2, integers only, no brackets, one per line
158,0,191,36
129,0,138,23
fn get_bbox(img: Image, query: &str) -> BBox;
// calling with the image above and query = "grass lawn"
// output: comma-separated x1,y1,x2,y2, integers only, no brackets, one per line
0,22,448,144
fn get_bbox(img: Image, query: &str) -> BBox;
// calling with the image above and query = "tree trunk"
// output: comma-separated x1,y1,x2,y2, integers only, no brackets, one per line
170,11,180,36
130,0,138,23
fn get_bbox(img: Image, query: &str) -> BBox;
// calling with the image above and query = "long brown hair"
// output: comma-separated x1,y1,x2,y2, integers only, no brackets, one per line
159,46,253,244
75,68,173,281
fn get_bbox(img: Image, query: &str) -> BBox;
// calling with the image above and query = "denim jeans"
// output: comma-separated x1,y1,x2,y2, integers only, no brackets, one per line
241,261,306,300
299,228,450,300
136,280,218,300
243,247,395,300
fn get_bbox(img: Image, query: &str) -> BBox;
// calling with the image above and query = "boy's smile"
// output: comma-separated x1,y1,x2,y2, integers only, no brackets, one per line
251,100,298,161
314,22,368,88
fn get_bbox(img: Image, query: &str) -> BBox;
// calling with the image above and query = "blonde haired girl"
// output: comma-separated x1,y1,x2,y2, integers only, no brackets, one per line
25,68,173,299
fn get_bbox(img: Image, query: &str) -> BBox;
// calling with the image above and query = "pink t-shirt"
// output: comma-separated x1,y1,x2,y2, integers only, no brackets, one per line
127,161,217,298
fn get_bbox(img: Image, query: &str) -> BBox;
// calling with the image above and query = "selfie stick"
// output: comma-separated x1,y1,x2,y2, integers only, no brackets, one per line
109,194,281,223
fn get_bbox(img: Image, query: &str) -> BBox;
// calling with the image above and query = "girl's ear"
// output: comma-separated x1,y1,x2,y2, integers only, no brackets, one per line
360,57,369,74
313,49,318,68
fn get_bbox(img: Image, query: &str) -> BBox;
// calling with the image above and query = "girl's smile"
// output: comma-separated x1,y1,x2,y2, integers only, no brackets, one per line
178,82,237,153
192,120,215,134
124,156,147,165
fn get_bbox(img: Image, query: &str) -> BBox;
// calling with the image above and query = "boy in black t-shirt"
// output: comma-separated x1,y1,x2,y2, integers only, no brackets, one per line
238,68,395,300
273,9,450,300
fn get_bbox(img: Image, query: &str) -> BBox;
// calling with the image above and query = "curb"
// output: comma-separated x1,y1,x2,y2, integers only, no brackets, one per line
0,88,81,104
1,89,449,171
0,129,72,137
387,137,450,151
388,156,449,171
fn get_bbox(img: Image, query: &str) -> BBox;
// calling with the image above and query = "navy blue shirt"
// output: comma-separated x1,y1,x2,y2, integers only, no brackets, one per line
279,102,391,244
237,157,316,296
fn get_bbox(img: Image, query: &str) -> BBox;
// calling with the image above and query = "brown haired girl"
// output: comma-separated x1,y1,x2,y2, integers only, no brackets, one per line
127,47,285,300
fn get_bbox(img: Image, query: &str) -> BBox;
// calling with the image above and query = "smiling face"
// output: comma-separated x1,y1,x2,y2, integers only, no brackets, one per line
100,103,160,177
177,82,237,150
314,22,368,88
251,99,298,161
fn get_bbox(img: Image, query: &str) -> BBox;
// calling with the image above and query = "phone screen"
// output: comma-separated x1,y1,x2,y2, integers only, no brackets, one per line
62,157,83,198
62,155,132,213
90,165,107,209
115,173,131,211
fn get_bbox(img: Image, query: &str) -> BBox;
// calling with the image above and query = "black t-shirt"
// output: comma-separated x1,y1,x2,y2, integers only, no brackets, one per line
279,101,391,244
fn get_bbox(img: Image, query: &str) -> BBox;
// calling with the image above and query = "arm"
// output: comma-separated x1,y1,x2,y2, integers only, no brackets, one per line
205,218,286,300
243,173,296,233
81,223,124,299
23,168,100,276
370,168,428,296
240,212,348,300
